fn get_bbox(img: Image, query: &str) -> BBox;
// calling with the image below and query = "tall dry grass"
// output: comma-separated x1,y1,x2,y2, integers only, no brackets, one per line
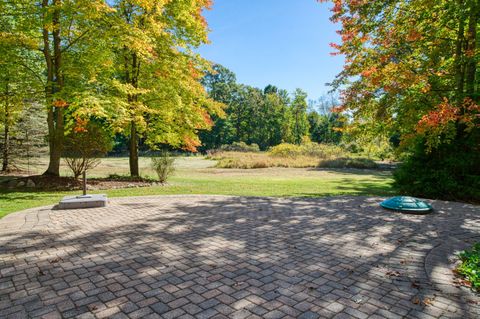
208,143,379,169
209,152,320,169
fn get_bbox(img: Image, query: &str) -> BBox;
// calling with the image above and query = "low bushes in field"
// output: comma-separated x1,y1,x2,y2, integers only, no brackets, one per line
213,152,318,169
318,157,378,169
219,142,260,152
269,142,346,158
210,142,379,169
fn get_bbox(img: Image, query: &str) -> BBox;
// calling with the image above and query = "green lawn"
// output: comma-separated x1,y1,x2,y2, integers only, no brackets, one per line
0,157,395,218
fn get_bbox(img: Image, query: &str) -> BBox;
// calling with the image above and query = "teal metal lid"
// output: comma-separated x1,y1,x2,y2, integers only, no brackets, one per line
380,196,432,213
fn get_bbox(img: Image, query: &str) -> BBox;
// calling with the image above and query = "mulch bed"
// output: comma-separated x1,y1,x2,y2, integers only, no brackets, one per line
1,174,157,191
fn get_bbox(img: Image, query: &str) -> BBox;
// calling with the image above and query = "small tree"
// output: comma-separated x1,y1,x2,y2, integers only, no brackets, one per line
63,122,112,179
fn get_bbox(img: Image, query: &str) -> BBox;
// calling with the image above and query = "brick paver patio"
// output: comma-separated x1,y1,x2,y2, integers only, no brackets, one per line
0,195,479,318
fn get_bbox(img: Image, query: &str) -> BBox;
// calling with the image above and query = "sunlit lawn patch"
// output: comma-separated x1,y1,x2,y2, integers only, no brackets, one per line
0,157,394,218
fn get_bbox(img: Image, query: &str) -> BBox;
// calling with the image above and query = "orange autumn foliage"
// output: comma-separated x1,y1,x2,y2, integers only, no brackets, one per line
73,117,89,133
53,99,69,108
182,136,201,152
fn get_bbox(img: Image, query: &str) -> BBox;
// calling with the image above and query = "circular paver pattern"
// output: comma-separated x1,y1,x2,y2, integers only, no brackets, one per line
0,195,479,319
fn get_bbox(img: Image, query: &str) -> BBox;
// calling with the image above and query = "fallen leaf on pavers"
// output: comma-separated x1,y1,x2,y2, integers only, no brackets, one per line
422,298,433,306
453,277,472,288
351,295,364,304
411,281,420,289
343,265,355,271
49,257,62,263
88,305,98,311
412,297,420,305
386,270,401,277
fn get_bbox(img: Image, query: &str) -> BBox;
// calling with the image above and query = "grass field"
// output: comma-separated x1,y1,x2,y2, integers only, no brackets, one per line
0,156,395,218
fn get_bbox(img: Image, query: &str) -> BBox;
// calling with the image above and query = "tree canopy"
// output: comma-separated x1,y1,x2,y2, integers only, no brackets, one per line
322,0,480,200
199,64,344,151
0,0,222,176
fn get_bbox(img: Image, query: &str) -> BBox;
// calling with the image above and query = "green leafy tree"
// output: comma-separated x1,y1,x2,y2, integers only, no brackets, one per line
322,0,480,200
290,89,310,145
200,65,314,150
308,112,343,144
108,0,222,176
0,63,24,171
0,22,44,171
308,94,344,144
14,102,48,169
261,90,291,147
0,0,114,176
199,64,238,149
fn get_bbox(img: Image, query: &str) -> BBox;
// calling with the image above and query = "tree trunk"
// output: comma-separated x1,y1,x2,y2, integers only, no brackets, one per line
126,51,141,177
465,0,478,97
455,0,466,101
43,0,65,176
129,121,139,177
2,82,10,172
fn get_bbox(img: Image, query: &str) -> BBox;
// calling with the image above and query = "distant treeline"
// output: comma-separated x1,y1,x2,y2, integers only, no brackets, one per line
108,64,346,155
198,64,345,151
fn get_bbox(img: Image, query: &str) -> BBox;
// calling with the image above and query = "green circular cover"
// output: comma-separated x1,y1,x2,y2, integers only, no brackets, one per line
380,196,432,212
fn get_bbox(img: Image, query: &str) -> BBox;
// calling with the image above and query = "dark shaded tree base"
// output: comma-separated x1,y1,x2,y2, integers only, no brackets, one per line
394,137,480,203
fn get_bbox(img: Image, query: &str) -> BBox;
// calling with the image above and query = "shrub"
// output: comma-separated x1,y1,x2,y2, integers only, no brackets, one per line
340,136,395,160
214,152,272,169
340,142,360,154
319,157,378,169
151,152,175,183
219,142,260,152
303,143,346,158
269,142,348,159
269,143,302,157
63,122,113,179
394,137,480,201
457,243,480,291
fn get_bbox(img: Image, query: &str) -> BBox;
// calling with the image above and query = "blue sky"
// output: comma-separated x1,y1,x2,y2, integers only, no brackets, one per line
197,0,343,101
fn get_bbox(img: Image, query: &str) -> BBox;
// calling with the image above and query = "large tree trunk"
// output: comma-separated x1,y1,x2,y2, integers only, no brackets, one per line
126,51,141,177
43,0,64,176
2,82,10,172
129,121,139,177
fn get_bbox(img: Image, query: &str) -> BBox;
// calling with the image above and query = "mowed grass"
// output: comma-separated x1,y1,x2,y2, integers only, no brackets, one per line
0,157,395,218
